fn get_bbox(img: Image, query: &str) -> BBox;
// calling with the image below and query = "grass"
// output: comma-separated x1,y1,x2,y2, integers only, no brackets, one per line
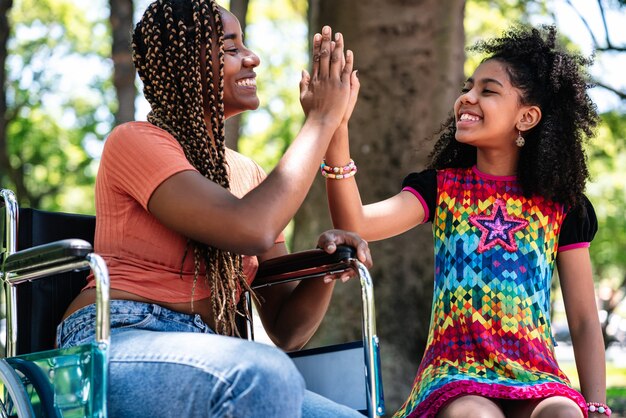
608,387,626,416
561,362,626,415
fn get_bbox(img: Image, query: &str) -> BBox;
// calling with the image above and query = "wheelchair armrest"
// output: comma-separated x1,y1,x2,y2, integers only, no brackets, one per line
252,245,356,289
3,239,93,276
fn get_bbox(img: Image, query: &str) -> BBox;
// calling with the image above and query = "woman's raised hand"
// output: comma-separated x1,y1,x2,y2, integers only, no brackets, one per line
300,26,353,128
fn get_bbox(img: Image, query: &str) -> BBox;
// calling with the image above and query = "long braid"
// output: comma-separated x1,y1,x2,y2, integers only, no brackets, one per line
132,0,254,336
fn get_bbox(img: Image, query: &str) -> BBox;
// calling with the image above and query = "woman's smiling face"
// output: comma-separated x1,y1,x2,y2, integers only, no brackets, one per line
220,9,261,119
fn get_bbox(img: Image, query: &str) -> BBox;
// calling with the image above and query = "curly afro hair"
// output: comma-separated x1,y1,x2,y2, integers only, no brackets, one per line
428,25,599,209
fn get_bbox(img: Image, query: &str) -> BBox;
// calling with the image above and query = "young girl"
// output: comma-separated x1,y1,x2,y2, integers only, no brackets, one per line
321,25,608,418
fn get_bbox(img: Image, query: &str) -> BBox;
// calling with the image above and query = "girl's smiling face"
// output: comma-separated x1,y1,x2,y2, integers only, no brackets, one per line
454,59,537,151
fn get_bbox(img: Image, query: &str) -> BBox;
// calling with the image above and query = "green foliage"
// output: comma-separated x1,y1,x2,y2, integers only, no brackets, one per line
236,0,308,173
4,0,112,213
463,0,534,74
587,111,626,281
607,386,626,414
13,0,108,55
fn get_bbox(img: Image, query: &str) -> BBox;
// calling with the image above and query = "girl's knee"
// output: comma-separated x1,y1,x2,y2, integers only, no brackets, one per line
438,396,504,418
531,397,583,418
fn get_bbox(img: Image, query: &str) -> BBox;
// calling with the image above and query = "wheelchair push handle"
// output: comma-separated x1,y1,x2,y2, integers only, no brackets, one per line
253,245,357,289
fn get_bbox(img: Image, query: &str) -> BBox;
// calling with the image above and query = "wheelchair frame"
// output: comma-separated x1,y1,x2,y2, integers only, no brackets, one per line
1,189,110,417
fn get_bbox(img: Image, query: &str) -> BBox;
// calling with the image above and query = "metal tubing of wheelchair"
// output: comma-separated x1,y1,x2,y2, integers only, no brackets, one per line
244,291,254,341
6,254,111,338
87,253,111,345
5,285,18,357
354,260,385,418
5,260,95,357
2,189,19,358
1,189,18,254
3,255,110,367
5,260,91,284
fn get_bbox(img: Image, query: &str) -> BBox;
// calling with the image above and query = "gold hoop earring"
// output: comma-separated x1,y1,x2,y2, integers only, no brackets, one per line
516,131,525,147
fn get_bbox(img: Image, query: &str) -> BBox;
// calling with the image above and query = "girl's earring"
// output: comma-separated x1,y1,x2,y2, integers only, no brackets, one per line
516,131,525,147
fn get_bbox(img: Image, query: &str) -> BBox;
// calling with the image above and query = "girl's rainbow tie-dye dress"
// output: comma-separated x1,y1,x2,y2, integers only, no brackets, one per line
394,166,596,418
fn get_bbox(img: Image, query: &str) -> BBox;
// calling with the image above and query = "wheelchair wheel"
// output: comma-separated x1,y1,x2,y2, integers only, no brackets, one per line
0,359,34,418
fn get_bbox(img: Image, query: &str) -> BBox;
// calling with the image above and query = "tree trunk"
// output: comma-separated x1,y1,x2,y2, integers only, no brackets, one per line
109,0,135,125
0,0,12,357
300,0,465,411
224,0,250,151
0,0,12,186
0,0,26,204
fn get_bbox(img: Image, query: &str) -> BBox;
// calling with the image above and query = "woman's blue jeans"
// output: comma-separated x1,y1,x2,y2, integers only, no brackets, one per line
57,300,362,418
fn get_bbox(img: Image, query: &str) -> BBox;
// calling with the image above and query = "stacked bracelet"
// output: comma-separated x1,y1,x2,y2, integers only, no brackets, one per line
320,159,357,180
587,402,611,416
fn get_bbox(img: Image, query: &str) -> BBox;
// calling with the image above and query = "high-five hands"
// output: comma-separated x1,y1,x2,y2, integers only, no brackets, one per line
300,26,356,128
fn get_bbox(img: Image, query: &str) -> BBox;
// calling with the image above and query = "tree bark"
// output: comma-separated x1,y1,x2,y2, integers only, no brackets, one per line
0,0,22,198
301,0,466,410
109,0,135,125
224,0,250,151
0,0,12,356
0,0,12,174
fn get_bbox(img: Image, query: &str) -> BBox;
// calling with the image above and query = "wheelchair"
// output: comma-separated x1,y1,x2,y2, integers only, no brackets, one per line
1,188,385,417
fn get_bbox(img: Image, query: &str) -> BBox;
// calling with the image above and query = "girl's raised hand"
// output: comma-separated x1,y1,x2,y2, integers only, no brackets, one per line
300,26,353,127
341,51,359,126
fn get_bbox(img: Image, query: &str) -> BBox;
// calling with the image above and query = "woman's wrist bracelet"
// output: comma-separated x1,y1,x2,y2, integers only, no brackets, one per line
320,159,357,180
587,402,611,416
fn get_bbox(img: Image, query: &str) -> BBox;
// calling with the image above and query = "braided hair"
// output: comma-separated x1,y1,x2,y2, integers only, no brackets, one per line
131,0,252,336
429,25,599,208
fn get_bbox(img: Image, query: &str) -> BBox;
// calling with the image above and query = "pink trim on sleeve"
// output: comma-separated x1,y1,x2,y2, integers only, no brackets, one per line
402,186,430,224
559,242,590,252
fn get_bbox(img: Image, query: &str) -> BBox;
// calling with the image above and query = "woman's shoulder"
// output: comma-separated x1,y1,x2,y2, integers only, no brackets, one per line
225,148,267,196
104,121,181,155
101,121,189,176
107,121,174,143
225,148,264,173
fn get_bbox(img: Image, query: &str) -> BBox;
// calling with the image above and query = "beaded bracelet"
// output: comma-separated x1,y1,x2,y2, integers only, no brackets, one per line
320,159,356,175
321,166,357,180
320,159,357,180
587,402,611,416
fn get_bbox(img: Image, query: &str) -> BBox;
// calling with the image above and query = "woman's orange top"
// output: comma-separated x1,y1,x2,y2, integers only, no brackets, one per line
84,121,284,303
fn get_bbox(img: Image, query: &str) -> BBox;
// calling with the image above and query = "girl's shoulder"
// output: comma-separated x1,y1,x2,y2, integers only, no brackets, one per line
401,167,473,192
559,195,598,250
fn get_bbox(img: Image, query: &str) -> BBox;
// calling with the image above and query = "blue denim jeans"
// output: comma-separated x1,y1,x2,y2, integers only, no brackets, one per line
57,300,362,418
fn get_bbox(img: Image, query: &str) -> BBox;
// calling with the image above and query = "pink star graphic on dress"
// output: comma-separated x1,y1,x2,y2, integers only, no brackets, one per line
469,199,528,253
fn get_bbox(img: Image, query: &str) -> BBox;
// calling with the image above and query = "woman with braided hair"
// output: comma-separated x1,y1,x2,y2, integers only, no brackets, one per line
56,0,367,416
